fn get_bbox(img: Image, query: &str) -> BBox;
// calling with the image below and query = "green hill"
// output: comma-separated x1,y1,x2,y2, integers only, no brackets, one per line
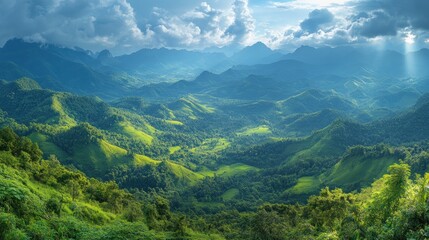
324,145,402,190
281,109,343,136
0,127,221,239
279,89,356,114
113,95,215,121
228,120,371,169
371,99,429,143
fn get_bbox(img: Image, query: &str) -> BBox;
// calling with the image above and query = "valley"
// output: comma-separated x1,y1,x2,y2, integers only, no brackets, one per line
1,39,429,239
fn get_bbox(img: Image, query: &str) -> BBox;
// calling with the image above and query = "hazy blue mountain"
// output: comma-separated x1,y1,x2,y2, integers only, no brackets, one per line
409,48,429,77
2,39,428,115
97,49,114,63
372,88,422,110
134,45,429,117
279,89,356,114
113,47,229,83
99,43,284,84
0,39,128,99
370,93,429,143
135,60,316,100
0,61,33,80
229,42,284,65
282,45,422,78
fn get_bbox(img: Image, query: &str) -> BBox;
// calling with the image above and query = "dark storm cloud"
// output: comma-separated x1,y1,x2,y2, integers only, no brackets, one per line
279,0,429,50
352,0,429,38
350,10,397,38
300,9,334,33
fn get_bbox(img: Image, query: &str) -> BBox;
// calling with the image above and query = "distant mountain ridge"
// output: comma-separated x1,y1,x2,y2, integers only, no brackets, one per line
0,39,290,99
230,41,284,65
0,39,126,99
2,38,429,115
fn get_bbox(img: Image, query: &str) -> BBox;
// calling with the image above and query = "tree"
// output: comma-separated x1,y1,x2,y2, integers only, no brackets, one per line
67,179,81,201
379,164,410,220
364,163,411,235
45,196,63,217
306,188,355,231
251,208,287,240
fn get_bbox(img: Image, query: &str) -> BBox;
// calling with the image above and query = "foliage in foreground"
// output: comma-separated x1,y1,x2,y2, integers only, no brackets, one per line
0,127,220,239
201,163,429,239
3,125,429,239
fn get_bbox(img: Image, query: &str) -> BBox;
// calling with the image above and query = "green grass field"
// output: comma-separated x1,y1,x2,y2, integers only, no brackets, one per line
286,132,343,166
168,146,182,154
190,138,230,154
28,133,69,160
118,122,154,145
287,176,321,195
221,188,239,201
325,155,398,187
237,125,272,136
165,120,184,126
133,154,160,166
50,95,77,126
200,163,259,178
167,161,205,184
72,140,129,175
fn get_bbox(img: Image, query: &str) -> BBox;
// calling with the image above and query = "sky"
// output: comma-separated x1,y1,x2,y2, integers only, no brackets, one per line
0,0,429,55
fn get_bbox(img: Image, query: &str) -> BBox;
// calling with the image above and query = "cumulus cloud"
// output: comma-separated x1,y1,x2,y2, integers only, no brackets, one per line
270,0,354,10
0,0,154,54
0,0,256,53
352,0,429,38
1,0,428,54
260,0,429,52
226,0,255,44
350,10,397,38
150,2,234,48
300,9,334,33
259,7,359,52
146,0,254,49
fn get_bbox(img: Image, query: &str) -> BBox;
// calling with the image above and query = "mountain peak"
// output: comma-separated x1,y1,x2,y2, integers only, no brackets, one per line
249,41,270,49
194,70,217,82
293,45,316,54
230,41,281,65
3,38,39,50
241,41,272,53
97,49,113,60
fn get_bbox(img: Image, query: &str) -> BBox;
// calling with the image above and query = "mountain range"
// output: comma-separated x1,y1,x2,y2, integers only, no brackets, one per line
3,38,429,239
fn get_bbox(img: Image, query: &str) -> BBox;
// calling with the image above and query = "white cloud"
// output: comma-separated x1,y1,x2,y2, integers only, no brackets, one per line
0,0,256,53
270,0,353,10
0,0,153,54
404,31,416,45
226,0,255,44
1,0,428,54
147,0,254,49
